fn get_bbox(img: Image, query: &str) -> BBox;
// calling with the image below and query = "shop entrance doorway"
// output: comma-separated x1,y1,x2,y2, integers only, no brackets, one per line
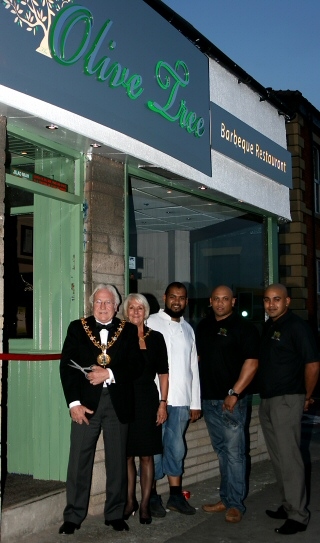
128,176,266,329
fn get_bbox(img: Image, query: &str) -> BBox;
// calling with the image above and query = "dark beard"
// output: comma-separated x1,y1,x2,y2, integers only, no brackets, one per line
164,306,185,319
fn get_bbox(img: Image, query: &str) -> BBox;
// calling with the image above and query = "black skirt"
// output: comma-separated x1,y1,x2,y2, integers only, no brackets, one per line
126,329,168,456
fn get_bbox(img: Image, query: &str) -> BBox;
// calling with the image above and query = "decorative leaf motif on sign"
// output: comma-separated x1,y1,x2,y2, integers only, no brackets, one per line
2,0,73,57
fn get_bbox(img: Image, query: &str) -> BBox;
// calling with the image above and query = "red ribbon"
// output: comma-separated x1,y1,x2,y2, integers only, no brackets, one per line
0,353,61,360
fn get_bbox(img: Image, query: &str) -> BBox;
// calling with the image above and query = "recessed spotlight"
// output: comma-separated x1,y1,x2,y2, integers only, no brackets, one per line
21,151,27,155
167,190,172,194
198,185,207,190
90,143,101,148
46,124,58,130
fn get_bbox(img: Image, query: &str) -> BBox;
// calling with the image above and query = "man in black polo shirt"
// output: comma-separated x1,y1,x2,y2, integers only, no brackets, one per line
196,285,259,523
259,283,319,535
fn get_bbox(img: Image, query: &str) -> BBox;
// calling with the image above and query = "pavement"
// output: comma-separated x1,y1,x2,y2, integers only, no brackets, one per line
7,411,320,543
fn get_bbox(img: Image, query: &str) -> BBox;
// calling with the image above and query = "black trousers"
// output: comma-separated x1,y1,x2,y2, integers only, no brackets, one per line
63,388,128,524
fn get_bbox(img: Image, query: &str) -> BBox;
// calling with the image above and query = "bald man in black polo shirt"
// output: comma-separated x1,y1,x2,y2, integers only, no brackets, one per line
196,285,259,524
259,284,319,535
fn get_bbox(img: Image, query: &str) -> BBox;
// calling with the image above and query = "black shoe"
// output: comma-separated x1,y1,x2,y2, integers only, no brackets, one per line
139,514,152,524
105,519,129,531
266,505,287,519
275,519,308,535
149,493,166,518
58,521,80,535
123,500,139,520
166,494,196,515
139,506,152,525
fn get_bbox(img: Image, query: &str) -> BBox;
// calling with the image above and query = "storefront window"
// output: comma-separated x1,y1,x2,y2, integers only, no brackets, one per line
128,177,265,328
4,186,34,339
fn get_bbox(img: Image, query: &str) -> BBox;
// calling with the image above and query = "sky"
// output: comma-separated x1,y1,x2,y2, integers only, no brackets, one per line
162,0,320,111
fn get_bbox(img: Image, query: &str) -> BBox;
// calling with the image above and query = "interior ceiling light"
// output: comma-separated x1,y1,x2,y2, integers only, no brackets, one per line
21,151,27,155
167,190,172,194
90,143,101,148
46,124,58,130
198,185,207,190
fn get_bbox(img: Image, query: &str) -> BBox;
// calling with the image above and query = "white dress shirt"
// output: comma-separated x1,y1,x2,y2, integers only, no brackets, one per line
99,327,115,387
147,309,201,409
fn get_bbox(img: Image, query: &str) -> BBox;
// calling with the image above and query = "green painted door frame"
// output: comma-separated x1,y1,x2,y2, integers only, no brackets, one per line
6,150,84,480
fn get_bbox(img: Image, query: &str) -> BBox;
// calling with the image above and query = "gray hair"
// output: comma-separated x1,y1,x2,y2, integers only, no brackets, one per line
123,293,150,320
89,284,120,307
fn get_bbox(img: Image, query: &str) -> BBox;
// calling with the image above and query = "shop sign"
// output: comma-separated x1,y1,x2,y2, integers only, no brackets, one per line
211,103,292,188
1,0,211,175
10,168,68,192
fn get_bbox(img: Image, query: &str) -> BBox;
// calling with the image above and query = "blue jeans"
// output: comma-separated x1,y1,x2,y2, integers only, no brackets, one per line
154,405,190,480
202,398,248,513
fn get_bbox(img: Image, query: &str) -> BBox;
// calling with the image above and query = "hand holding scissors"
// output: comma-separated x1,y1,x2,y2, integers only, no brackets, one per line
68,359,93,379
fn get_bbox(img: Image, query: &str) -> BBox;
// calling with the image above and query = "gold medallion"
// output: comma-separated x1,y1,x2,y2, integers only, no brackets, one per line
97,351,111,367
81,318,126,368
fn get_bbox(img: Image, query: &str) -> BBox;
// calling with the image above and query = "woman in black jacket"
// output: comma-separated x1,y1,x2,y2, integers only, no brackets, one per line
123,293,169,524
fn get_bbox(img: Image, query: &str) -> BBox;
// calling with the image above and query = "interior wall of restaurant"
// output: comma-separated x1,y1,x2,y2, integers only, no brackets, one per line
135,230,191,304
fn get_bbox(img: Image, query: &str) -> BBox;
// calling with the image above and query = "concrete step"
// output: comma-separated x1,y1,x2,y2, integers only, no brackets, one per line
2,488,66,542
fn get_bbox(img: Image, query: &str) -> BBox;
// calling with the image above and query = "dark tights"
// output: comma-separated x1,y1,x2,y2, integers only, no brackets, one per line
125,456,154,518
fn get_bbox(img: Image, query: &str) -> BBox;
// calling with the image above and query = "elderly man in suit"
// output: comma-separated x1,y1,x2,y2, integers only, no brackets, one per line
59,284,143,534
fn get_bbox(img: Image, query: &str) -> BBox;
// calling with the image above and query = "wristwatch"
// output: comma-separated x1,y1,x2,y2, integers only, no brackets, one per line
228,388,240,398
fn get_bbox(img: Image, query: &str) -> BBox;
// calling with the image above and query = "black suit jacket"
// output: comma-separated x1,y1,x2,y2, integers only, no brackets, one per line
60,315,143,423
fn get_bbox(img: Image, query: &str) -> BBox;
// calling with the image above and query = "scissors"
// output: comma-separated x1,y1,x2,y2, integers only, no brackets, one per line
68,359,94,379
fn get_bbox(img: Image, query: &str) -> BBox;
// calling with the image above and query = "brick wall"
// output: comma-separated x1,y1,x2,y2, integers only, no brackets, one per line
83,154,125,313
280,109,320,334
279,115,309,319
300,118,318,327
